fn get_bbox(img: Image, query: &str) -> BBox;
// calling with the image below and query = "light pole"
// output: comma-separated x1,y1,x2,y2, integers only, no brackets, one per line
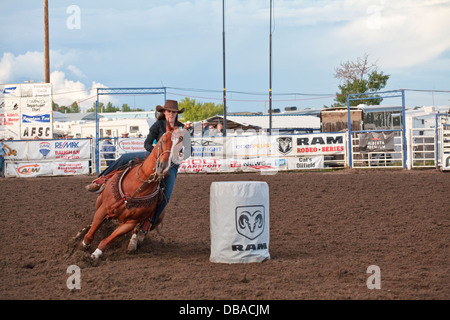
269,0,273,135
44,0,50,83
222,0,227,136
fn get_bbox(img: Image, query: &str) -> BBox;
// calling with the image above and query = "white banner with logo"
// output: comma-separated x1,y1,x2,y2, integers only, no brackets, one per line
178,157,290,173
294,133,345,155
4,139,91,161
0,83,52,140
115,133,344,173
189,133,346,159
286,156,324,170
6,160,90,178
3,139,92,177
118,137,146,155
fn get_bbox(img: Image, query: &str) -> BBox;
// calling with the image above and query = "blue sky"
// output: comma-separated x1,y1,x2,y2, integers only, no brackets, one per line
1,0,449,112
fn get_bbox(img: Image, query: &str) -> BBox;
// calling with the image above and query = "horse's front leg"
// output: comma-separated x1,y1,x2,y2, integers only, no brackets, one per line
91,221,137,259
82,206,108,249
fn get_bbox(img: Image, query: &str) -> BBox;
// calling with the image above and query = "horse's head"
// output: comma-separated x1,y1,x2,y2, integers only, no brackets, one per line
154,122,188,177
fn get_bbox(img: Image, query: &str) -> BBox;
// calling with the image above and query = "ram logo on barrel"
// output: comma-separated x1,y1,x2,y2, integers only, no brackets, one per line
235,205,265,240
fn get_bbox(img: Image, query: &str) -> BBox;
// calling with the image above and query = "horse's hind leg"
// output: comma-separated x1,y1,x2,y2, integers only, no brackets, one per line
74,224,91,242
91,221,136,259
127,227,147,253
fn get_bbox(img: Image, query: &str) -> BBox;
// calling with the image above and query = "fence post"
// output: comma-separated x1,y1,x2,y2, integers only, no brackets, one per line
347,94,353,168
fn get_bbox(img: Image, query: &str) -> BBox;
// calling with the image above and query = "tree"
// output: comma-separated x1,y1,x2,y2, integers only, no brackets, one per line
179,97,224,122
86,102,145,113
105,102,119,112
87,102,105,113
52,101,60,111
53,101,80,113
333,53,390,107
68,101,80,113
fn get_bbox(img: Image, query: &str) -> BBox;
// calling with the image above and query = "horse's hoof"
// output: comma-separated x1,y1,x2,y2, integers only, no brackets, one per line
82,240,90,250
127,234,138,253
91,248,102,259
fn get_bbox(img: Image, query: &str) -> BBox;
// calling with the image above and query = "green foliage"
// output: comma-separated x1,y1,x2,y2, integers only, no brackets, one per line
86,102,144,113
334,71,390,107
332,54,390,107
52,101,80,113
179,97,224,122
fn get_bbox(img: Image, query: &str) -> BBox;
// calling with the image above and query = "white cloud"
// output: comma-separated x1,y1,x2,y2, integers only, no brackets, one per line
66,65,86,79
0,51,115,111
0,51,43,83
51,71,117,111
331,0,450,68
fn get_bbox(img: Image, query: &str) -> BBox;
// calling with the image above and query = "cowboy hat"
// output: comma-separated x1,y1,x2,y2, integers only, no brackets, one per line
156,100,185,113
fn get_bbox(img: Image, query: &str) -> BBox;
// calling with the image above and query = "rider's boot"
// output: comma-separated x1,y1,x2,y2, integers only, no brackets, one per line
85,176,107,192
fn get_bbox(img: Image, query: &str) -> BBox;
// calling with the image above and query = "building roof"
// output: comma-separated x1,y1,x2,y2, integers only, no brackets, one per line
200,114,320,132
53,111,157,122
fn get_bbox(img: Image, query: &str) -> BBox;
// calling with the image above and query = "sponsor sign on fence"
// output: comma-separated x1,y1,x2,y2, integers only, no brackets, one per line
6,161,89,178
359,132,395,152
177,133,344,173
1,83,53,140
4,139,91,177
118,137,146,155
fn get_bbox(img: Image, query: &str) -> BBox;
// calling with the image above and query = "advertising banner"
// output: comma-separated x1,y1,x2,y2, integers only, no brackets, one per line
179,157,223,173
21,122,53,139
1,85,20,97
5,161,53,177
295,133,345,156
1,98,21,140
52,139,91,160
227,157,286,173
230,135,274,158
178,157,288,174
359,131,395,152
191,137,225,158
286,156,324,170
11,139,92,161
52,161,90,175
20,96,52,114
5,160,90,177
1,140,27,160
0,83,52,140
118,137,146,155
3,139,91,177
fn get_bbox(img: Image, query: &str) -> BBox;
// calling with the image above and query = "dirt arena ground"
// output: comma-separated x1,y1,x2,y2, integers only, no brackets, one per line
0,169,448,301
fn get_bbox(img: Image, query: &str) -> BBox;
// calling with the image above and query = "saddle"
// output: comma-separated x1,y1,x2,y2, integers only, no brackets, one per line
110,166,163,209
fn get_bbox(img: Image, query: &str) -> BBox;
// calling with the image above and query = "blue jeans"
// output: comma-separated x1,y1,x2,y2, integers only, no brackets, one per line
100,151,150,177
0,156,4,177
151,163,179,230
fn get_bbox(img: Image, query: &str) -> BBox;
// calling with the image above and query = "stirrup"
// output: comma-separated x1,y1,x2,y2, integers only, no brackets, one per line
140,219,152,235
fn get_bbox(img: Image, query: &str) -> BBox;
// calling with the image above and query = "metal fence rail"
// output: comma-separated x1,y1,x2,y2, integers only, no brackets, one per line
350,131,404,168
409,128,436,168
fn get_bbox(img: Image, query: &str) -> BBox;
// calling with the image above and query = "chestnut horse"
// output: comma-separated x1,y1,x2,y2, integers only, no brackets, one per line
79,122,186,259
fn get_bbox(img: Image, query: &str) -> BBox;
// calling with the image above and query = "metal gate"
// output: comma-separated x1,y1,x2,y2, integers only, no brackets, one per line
347,90,407,169
409,128,436,168
438,114,450,171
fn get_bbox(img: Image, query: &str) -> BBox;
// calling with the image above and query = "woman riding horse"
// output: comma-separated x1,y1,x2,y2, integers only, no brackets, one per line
86,100,185,234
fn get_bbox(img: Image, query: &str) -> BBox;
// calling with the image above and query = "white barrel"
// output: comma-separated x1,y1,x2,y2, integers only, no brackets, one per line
210,181,270,263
